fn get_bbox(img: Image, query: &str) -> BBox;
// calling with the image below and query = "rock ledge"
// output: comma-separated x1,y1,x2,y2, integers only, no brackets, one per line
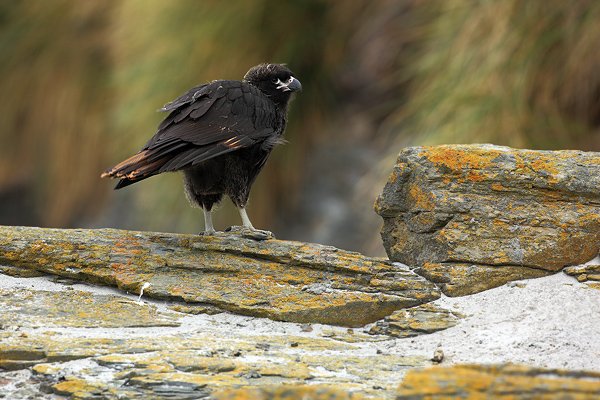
0,225,439,327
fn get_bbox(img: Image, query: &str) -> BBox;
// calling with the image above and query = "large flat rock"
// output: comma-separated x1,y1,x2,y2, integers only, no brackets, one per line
375,144,600,296
0,225,439,327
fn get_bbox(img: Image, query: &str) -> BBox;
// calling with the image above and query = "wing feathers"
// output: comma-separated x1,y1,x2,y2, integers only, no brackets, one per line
102,79,280,189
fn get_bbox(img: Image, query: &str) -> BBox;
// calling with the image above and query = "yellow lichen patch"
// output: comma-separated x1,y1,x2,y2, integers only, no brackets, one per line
32,363,61,375
420,146,502,172
408,184,435,210
53,379,104,398
529,156,559,175
588,282,600,290
398,364,495,396
514,153,561,184
490,183,509,191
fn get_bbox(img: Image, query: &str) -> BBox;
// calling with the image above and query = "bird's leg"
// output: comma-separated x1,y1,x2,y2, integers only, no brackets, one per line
234,207,273,240
203,208,216,235
238,207,255,229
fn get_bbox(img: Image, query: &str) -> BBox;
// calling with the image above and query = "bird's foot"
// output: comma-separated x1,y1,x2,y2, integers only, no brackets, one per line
225,225,274,241
199,228,217,236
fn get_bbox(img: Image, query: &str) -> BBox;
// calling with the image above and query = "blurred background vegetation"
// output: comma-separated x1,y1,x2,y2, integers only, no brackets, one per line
1,0,599,256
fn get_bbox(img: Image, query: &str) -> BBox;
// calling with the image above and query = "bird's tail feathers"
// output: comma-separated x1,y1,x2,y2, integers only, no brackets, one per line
101,149,167,189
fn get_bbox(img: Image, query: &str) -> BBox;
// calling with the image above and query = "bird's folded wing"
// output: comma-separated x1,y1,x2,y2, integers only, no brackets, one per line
102,80,278,184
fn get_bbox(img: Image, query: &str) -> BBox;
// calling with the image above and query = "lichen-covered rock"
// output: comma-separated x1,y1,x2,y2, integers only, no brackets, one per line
564,264,600,290
369,303,462,338
375,144,600,296
396,364,600,399
3,268,599,398
0,225,439,327
0,272,433,399
0,288,181,330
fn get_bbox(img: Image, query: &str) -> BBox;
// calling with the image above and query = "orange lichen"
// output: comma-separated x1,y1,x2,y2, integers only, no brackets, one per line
466,170,486,182
408,184,435,210
514,153,561,184
420,147,501,172
491,183,508,191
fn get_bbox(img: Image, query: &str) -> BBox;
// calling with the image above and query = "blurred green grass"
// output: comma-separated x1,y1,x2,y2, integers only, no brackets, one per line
1,1,598,252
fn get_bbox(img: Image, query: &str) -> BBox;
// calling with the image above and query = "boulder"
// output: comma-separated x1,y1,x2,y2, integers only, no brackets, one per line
375,144,600,296
0,225,439,327
396,364,600,399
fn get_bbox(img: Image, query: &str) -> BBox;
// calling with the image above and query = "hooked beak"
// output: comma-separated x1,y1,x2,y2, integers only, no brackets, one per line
287,76,302,92
279,76,302,92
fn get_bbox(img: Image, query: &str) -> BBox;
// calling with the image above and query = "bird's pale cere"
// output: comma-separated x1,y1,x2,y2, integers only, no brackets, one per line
275,76,302,92
101,63,301,235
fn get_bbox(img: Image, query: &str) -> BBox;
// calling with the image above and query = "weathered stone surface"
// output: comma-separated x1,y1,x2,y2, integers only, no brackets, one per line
0,288,181,330
417,262,549,297
0,225,439,327
396,364,600,399
213,385,364,399
369,303,462,338
3,270,599,399
564,264,600,290
0,283,429,399
375,144,600,296
9,330,428,397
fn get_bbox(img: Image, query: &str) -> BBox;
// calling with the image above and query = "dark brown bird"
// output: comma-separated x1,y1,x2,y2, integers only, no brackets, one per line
101,63,301,234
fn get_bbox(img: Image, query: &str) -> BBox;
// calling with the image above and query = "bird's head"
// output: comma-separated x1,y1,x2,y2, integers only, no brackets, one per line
244,63,302,107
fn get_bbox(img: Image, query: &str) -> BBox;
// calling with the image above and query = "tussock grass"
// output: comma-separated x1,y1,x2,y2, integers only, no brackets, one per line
1,0,598,240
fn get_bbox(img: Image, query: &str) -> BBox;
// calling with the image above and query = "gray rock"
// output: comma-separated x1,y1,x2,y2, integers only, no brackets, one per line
375,144,600,296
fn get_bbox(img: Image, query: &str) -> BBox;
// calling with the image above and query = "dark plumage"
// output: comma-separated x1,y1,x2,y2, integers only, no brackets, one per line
101,63,301,234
